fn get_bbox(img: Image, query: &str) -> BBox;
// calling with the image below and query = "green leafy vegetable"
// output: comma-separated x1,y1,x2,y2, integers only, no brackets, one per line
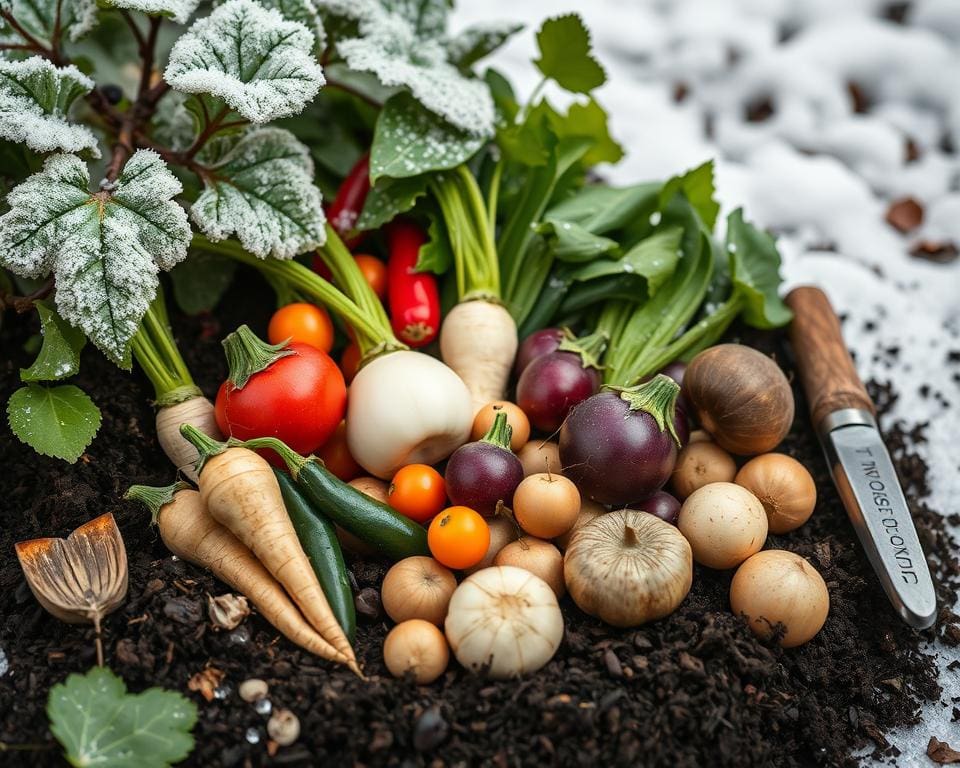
534,14,605,94
20,300,86,382
725,208,793,328
357,175,426,230
169,251,236,315
48,666,197,768
445,21,523,69
7,383,101,462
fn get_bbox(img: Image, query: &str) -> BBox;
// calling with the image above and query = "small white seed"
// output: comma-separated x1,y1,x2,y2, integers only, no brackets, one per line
238,678,269,703
267,709,300,746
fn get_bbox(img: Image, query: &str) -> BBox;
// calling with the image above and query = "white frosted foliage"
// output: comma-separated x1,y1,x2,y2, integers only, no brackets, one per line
0,0,97,44
165,0,325,124
0,57,99,156
191,127,326,259
258,0,326,49
104,0,201,24
0,152,191,366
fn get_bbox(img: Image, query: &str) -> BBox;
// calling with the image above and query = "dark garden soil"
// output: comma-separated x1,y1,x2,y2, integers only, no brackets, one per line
1,270,958,768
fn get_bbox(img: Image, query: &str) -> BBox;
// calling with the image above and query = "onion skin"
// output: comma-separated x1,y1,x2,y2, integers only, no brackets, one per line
564,509,692,627
517,352,601,433
494,538,565,598
464,517,518,574
518,440,562,477
730,550,829,647
559,391,678,505
670,442,737,500
734,453,817,534
381,557,457,626
682,344,794,456
678,482,768,569
514,328,564,378
513,473,581,539
554,499,606,550
383,619,449,683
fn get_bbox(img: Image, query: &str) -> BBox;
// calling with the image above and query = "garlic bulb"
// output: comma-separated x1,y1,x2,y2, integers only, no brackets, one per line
445,566,563,679
564,509,692,627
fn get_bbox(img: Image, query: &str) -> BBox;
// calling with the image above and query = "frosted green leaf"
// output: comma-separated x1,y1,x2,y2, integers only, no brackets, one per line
0,151,191,366
7,384,101,462
165,0,326,124
380,0,447,38
370,92,484,181
0,0,97,46
445,21,523,69
102,0,200,24
356,175,425,230
192,127,326,258
150,91,197,152
259,0,326,49
20,300,86,382
0,57,99,157
48,666,197,767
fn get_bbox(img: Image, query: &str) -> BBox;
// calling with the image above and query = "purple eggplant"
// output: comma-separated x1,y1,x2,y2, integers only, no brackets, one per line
514,328,564,379
445,411,523,516
559,375,682,505
633,491,681,525
516,331,606,433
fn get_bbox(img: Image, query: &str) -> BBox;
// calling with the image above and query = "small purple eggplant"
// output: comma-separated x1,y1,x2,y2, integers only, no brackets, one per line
559,375,682,505
445,411,523,516
633,491,682,525
514,328,564,379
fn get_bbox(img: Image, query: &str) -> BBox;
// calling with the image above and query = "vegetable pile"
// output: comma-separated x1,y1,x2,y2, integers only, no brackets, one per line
0,0,851,762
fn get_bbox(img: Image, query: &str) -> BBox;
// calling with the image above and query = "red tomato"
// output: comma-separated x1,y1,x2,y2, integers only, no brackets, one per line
354,254,388,300
268,302,334,353
215,342,346,464
427,506,490,570
316,421,362,481
388,464,447,523
340,341,362,384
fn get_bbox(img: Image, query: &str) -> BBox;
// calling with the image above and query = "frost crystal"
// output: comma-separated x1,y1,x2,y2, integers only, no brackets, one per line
0,57,99,157
102,0,201,25
0,0,97,45
192,127,326,259
165,0,325,124
258,0,326,50
149,91,197,152
0,152,191,366
445,20,523,68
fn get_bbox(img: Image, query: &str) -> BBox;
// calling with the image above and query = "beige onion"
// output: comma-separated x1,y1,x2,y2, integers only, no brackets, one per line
564,510,692,627
678,482,768,569
554,499,606,551
494,538,565,597
383,619,449,683
734,453,817,534
381,557,457,626
671,441,737,500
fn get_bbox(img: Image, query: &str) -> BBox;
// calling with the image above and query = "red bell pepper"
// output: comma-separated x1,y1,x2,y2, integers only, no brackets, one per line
386,220,441,348
313,153,371,278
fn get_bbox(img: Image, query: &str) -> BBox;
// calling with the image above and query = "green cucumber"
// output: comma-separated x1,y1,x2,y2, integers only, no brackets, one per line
274,469,356,643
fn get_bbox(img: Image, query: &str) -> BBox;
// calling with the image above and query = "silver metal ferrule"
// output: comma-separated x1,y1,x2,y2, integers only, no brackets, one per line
816,407,876,442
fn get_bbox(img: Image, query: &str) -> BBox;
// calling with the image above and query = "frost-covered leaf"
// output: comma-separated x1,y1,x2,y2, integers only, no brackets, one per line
150,91,198,152
356,175,425,230
192,127,325,258
0,151,191,366
534,14,605,94
102,0,200,24
0,0,97,46
7,384,101,462
446,21,523,69
165,0,325,124
380,0,446,38
337,11,494,136
20,300,86,382
48,666,197,767
370,92,484,181
259,0,326,50
0,57,99,157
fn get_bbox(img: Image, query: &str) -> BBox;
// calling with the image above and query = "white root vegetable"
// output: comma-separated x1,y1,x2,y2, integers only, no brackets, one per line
346,351,473,479
445,566,563,679
440,301,518,414
156,396,221,482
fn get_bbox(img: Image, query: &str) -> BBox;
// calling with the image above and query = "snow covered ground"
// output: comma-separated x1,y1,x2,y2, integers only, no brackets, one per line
451,1,960,763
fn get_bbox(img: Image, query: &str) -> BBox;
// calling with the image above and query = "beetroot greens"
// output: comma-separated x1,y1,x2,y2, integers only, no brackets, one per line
445,411,524,516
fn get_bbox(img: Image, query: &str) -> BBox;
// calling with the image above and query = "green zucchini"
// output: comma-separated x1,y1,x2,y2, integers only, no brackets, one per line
274,469,356,643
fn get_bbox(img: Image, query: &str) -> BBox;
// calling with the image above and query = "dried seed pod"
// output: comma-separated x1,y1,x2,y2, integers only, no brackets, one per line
208,593,251,630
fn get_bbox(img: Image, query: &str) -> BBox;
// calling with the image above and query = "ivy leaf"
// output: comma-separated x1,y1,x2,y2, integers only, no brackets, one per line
191,127,326,258
0,0,97,46
534,14,605,94
370,92,485,182
48,666,197,767
356,175,426,230
102,0,201,24
7,384,101,462
446,21,523,70
0,57,99,157
165,0,326,124
169,251,237,315
20,300,86,382
726,209,793,329
259,0,326,50
0,151,191,366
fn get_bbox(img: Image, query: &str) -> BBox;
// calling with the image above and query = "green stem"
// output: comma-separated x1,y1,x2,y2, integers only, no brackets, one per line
235,435,307,477
131,288,199,404
179,424,228,473
479,410,513,451
607,374,682,446
486,158,503,235
223,324,293,388
557,329,608,370
517,76,547,124
125,481,190,525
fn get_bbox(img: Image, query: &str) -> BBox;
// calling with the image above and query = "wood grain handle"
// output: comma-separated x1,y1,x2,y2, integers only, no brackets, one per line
786,286,875,428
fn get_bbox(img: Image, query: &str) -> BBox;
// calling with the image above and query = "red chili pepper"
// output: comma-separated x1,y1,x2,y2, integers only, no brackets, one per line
313,153,371,277
387,220,441,348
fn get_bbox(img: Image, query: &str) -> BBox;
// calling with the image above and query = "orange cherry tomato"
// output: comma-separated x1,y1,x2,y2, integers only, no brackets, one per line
268,302,334,353
388,464,447,523
316,421,361,481
428,506,490,570
354,254,388,300
340,341,362,384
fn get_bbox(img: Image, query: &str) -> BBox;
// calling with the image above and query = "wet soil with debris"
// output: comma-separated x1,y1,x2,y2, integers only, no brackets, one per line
1,272,959,767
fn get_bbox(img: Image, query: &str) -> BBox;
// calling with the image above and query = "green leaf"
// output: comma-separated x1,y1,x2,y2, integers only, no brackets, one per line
548,98,622,166
546,182,660,235
659,161,719,231
20,300,86,382
536,218,618,263
370,92,485,182
0,57,99,157
0,151,191,367
416,212,452,274
484,67,519,123
48,667,197,768
0,0,97,47
164,0,325,123
169,251,237,315
497,103,555,166
446,21,523,69
725,209,793,329
380,0,447,38
534,14,605,94
7,384,101,462
259,0,326,49
101,0,200,24
569,227,683,297
192,127,326,258
356,175,426,230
